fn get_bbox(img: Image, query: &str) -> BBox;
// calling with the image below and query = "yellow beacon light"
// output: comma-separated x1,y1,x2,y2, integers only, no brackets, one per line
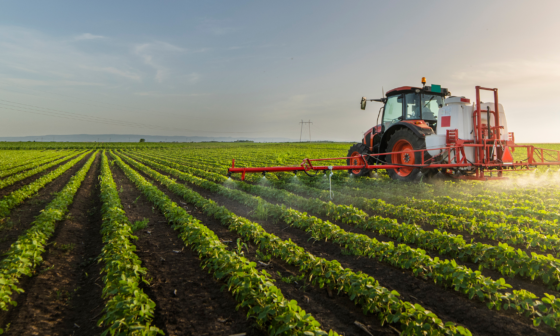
421,77,426,85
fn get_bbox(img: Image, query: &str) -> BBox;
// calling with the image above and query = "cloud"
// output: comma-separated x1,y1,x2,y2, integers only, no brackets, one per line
187,72,200,84
0,26,147,87
0,26,198,91
0,77,104,87
134,41,185,83
79,65,141,81
449,59,560,89
134,91,206,97
74,33,105,41
198,20,235,36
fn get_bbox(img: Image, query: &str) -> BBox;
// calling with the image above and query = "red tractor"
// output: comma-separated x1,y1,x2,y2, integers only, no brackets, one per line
228,78,560,182
349,78,448,181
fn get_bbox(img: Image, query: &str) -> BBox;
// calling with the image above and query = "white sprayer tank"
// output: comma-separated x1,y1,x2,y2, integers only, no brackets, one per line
424,96,508,165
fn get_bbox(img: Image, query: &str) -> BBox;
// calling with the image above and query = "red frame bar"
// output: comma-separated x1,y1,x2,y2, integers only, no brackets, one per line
228,143,560,180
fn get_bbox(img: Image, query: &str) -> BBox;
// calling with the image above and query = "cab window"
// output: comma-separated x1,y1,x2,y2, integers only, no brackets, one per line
382,94,403,128
404,93,421,120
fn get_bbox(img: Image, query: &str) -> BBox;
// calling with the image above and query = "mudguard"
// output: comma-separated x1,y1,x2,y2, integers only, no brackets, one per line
379,121,434,154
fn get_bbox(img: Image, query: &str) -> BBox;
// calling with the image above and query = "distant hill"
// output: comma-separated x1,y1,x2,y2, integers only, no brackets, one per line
0,134,301,143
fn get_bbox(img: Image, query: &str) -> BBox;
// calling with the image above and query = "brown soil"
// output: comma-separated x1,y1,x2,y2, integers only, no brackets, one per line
140,163,555,336
110,163,266,336
319,182,555,257
0,152,105,336
0,153,71,179
125,163,396,336
0,152,80,199
275,184,560,298
1,150,556,336
0,153,92,260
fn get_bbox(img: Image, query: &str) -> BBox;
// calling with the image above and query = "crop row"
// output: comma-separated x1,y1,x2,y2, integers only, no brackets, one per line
148,150,560,228
321,183,560,232
97,152,163,335
0,151,90,219
0,150,51,170
0,151,84,190
0,150,74,178
125,151,560,330
117,151,472,335
141,152,560,287
298,179,560,253
109,152,335,336
136,150,560,255
147,149,560,208
0,151,96,328
286,181,560,282
325,176,560,216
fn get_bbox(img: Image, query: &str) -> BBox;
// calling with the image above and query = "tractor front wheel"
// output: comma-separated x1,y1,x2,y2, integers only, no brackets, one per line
347,143,371,177
386,128,425,182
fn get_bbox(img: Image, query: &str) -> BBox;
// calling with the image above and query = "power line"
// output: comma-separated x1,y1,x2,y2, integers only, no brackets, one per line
3,87,184,117
0,101,178,132
0,99,266,134
0,105,176,132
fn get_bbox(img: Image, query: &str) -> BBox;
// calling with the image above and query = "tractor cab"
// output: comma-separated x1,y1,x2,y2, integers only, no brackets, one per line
350,78,450,180
382,86,447,132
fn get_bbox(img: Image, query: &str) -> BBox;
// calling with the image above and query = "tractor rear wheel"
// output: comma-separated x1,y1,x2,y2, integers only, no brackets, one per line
386,128,426,182
347,143,371,177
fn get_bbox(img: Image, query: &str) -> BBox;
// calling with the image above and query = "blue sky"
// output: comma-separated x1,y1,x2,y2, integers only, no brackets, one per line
0,1,559,142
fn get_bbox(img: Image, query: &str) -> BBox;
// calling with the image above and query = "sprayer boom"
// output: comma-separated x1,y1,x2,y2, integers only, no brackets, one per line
227,143,560,181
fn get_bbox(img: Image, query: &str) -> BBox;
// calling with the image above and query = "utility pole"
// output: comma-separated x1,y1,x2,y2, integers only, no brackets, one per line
299,120,313,142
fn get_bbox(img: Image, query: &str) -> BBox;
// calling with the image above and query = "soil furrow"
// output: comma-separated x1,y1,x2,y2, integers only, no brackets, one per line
0,153,92,261
124,163,396,336
0,152,103,336
111,163,265,336
144,164,553,336
0,153,71,179
0,153,80,198
250,184,559,298
0,153,53,171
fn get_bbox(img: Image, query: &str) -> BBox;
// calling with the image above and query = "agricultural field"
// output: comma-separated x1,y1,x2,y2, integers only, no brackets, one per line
0,142,560,335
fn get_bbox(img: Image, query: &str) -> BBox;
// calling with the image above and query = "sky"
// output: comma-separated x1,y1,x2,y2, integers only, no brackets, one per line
0,0,559,142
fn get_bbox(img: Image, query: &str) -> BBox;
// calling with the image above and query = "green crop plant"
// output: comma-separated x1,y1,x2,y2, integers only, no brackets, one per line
0,152,96,313
110,151,335,336
114,151,471,336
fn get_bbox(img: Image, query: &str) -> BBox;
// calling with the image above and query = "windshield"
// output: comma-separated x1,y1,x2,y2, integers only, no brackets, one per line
420,94,443,120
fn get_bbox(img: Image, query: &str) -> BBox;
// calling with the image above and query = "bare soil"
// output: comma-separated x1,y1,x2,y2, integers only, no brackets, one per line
0,152,105,336
126,164,397,336
1,151,557,336
141,163,555,336
0,153,92,261
0,152,79,199
277,184,560,298
111,163,265,336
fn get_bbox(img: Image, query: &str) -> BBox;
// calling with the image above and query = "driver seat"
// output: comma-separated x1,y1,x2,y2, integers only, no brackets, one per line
422,108,436,120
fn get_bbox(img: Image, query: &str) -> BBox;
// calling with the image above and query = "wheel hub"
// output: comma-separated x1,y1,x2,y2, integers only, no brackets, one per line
349,151,366,175
391,139,416,177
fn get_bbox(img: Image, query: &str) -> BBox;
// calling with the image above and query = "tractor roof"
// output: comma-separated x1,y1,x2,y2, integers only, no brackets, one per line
386,86,447,97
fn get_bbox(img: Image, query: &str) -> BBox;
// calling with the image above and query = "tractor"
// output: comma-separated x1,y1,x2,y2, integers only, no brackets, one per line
228,78,560,182
350,78,449,181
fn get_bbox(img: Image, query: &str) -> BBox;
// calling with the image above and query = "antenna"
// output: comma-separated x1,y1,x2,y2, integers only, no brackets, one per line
382,86,385,98
299,120,313,142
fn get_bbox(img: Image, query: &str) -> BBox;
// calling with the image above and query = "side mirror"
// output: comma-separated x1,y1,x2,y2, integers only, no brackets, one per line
361,97,367,110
